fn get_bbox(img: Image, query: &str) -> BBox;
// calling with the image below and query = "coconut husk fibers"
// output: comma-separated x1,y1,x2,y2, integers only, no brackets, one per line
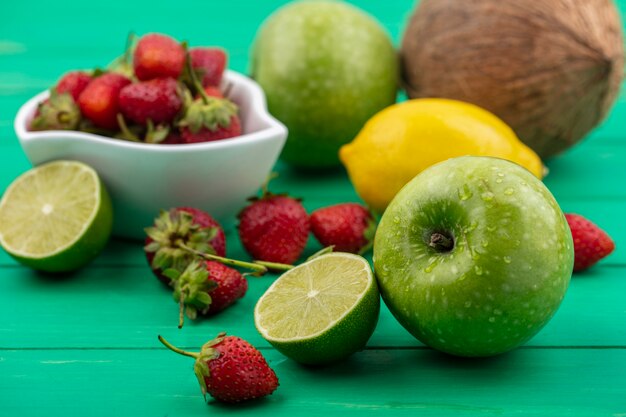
401,0,624,158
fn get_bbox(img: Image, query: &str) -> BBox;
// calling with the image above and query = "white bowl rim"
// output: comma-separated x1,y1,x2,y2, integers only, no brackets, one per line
14,70,287,153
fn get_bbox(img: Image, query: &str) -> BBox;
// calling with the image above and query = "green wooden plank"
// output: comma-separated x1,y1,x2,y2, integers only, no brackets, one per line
1,348,625,416
0,261,624,349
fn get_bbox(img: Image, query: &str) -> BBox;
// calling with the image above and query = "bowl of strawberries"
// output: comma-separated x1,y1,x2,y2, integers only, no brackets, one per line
14,33,287,239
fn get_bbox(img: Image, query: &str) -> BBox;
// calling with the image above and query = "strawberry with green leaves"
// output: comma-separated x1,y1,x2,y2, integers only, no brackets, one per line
30,71,93,131
178,51,241,143
158,333,279,403
238,187,310,264
164,260,248,328
189,47,227,87
30,91,81,131
144,208,226,284
178,92,241,143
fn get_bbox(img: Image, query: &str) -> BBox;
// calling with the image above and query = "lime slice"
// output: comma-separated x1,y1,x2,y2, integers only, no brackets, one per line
0,160,113,272
255,252,380,364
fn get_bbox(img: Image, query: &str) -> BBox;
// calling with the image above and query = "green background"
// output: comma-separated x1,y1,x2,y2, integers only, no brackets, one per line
1,0,625,415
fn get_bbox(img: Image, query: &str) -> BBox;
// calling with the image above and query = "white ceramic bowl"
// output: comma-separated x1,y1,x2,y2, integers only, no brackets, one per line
14,70,287,239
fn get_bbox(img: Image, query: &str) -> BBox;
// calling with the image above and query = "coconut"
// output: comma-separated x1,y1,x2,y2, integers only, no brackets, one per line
401,0,624,158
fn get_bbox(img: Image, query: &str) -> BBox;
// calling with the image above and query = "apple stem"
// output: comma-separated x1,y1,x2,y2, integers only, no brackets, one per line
429,232,454,252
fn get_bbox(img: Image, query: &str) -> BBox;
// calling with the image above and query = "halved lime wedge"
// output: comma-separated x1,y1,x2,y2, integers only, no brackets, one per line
0,160,113,272
255,252,380,364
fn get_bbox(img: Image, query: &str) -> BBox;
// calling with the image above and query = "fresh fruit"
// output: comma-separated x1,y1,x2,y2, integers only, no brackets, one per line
78,72,131,130
238,190,309,264
310,203,376,254
190,47,227,87
340,99,544,213
251,0,398,167
178,93,242,143
119,78,183,125
161,130,183,145
401,0,624,158
374,156,573,357
201,85,224,99
56,71,92,100
565,214,615,272
255,252,379,364
27,32,235,146
144,207,226,284
0,161,113,272
158,333,279,403
134,33,185,81
29,91,81,131
165,260,248,328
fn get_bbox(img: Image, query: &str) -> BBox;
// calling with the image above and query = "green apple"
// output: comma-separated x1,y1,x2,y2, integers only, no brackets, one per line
251,0,398,168
373,156,574,357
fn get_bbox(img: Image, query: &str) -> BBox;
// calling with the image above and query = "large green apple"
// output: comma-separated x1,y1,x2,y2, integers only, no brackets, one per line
373,156,574,357
251,0,398,168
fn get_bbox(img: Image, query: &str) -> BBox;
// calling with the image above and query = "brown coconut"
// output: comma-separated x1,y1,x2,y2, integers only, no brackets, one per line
401,0,624,158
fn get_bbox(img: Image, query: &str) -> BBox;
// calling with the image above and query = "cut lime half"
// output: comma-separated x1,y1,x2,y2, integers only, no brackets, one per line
0,160,113,272
255,252,380,365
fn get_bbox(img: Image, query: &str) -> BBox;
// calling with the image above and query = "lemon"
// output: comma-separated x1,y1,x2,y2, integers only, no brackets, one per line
254,252,380,365
339,99,544,213
0,161,113,272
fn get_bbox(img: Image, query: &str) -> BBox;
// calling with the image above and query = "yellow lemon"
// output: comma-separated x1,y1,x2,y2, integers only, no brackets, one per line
339,99,544,213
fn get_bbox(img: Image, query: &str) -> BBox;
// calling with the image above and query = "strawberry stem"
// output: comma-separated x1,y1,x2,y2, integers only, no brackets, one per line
260,172,279,198
177,242,268,276
123,32,135,67
158,335,198,359
178,292,185,329
116,114,141,142
184,48,211,103
253,260,294,272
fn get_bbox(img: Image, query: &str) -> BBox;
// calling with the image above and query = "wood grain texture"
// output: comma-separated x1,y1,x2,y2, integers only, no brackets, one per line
0,0,625,416
1,349,625,416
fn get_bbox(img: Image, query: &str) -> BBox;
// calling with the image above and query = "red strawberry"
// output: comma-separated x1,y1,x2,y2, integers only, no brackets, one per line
202,85,224,99
77,73,131,129
119,78,183,125
158,333,279,403
202,261,247,314
310,203,376,254
189,47,227,87
565,213,615,272
166,260,248,327
161,130,183,145
56,71,92,100
134,33,185,81
144,207,226,284
238,191,309,264
179,95,242,143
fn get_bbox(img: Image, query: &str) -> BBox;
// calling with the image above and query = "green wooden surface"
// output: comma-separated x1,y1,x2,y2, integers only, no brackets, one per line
1,0,626,415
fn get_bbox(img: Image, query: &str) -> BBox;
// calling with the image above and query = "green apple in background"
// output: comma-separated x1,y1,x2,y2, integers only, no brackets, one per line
251,0,398,168
374,156,574,357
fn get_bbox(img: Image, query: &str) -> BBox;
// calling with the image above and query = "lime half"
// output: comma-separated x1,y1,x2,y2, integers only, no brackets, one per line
0,161,113,272
255,252,380,364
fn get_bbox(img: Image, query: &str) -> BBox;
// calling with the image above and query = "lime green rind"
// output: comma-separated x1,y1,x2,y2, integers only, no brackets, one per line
9,176,113,273
255,253,381,365
0,161,113,273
